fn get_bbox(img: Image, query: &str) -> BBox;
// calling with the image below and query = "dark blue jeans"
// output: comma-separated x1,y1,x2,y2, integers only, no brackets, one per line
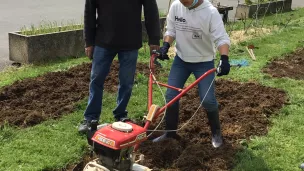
84,46,138,121
165,56,220,136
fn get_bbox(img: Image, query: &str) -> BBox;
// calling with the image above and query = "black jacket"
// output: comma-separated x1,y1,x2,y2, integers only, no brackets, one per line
84,0,161,50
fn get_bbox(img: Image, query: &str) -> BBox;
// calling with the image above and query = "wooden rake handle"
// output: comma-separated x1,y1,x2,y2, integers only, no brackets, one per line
246,46,256,61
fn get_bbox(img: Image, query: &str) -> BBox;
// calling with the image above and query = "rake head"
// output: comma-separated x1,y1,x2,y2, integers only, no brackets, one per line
230,59,249,68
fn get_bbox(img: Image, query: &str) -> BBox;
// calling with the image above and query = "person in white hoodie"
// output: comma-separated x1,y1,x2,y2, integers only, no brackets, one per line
153,0,231,148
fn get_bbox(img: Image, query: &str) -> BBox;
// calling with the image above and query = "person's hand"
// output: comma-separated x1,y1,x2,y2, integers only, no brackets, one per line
157,42,170,61
149,45,160,55
217,55,230,76
85,46,94,60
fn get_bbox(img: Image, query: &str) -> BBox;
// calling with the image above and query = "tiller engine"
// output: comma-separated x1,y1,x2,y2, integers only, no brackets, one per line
86,120,150,171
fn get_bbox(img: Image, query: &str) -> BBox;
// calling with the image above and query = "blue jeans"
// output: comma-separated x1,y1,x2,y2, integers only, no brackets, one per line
165,56,220,135
84,46,138,121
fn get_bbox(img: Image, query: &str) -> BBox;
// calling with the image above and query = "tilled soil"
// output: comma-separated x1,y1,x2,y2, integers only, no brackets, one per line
262,47,304,80
0,61,158,128
0,61,287,170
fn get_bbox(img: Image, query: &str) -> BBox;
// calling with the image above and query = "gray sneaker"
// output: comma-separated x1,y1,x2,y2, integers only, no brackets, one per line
300,163,304,170
212,132,223,148
78,120,90,134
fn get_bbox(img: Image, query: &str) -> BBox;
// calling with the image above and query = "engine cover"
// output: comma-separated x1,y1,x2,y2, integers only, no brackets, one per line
86,121,147,171
91,121,147,150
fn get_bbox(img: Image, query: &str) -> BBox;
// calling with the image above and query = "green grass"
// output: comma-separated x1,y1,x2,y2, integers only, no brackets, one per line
1,8,304,171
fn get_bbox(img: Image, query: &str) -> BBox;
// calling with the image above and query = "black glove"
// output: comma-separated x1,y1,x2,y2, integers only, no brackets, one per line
217,55,230,76
157,42,170,61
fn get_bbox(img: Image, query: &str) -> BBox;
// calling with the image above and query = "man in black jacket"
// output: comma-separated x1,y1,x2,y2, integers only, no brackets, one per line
78,0,161,133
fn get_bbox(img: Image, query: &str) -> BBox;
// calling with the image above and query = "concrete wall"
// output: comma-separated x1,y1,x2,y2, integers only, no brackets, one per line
9,33,29,63
235,0,292,19
9,29,84,63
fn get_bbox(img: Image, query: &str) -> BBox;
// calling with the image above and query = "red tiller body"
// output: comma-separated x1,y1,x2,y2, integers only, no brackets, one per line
91,122,147,150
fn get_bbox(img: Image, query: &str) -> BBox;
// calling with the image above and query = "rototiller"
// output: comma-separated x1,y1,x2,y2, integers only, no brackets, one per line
83,51,239,171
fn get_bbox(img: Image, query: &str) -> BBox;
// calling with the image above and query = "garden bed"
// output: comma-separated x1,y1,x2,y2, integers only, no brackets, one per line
0,61,287,170
262,47,304,80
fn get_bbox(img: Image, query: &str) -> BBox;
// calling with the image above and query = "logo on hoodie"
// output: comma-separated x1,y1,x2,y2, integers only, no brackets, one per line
192,31,203,39
175,16,187,23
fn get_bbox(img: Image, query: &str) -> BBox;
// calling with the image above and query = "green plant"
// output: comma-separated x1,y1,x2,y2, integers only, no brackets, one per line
136,73,147,84
245,0,253,5
245,0,277,5
20,19,84,36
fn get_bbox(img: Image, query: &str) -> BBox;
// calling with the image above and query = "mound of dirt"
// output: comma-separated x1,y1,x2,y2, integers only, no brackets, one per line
262,47,304,80
0,61,160,128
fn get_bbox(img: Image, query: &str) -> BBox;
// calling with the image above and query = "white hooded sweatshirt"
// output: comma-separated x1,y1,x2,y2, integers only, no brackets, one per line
164,0,231,63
